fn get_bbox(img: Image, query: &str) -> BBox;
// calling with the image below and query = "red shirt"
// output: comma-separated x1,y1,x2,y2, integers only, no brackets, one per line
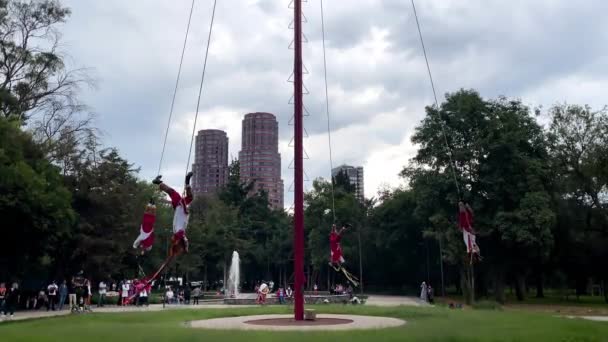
330,231,341,251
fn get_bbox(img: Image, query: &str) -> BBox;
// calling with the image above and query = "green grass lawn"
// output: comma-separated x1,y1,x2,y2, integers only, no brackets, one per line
1,305,607,342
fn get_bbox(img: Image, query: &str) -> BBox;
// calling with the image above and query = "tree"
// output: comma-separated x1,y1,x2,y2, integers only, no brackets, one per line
0,0,94,162
219,159,253,207
547,104,608,302
405,90,555,303
65,148,145,280
0,117,74,280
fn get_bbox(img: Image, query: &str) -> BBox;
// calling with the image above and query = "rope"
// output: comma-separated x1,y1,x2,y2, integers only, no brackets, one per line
157,0,196,176
185,0,218,177
320,0,336,222
410,0,461,197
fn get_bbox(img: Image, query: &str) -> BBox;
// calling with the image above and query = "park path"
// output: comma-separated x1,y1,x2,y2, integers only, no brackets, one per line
0,295,424,323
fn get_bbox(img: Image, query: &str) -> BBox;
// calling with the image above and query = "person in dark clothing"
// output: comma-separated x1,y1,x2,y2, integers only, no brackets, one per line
184,286,191,305
2,283,20,319
68,279,77,311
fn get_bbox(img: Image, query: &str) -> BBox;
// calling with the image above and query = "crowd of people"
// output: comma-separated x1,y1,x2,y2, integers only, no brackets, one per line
163,285,204,305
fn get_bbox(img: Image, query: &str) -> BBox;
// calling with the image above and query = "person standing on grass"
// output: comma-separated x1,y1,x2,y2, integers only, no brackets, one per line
286,286,293,298
184,286,191,305
68,278,77,311
58,280,68,310
138,286,148,307
0,282,6,312
420,281,428,302
278,287,285,304
121,280,130,306
47,281,58,311
192,287,201,305
98,280,107,307
2,283,19,320
427,285,434,304
165,287,174,304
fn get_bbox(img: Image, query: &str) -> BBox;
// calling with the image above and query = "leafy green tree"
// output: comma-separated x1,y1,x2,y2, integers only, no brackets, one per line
65,148,145,280
405,90,555,303
0,117,74,280
0,0,90,121
547,104,608,302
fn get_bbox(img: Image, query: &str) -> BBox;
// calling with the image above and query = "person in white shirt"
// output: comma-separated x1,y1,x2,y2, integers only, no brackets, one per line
121,281,130,306
138,288,148,306
98,281,107,307
165,288,174,304
257,282,269,304
47,281,58,311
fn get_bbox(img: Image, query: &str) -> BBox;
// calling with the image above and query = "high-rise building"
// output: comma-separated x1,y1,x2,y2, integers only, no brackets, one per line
332,164,365,202
239,112,284,209
192,129,229,196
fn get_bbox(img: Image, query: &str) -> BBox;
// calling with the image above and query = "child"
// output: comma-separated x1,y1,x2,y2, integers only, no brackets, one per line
152,172,193,256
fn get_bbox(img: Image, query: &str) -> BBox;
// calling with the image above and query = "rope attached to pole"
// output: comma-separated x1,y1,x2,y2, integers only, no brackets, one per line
410,0,461,197
320,0,336,223
185,0,218,176
157,0,196,176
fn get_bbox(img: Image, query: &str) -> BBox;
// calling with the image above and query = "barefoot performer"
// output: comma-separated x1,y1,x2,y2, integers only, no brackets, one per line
328,224,359,287
125,172,195,304
152,171,194,256
132,200,157,254
458,201,481,263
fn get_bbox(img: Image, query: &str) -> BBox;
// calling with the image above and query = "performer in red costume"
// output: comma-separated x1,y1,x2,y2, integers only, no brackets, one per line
329,224,348,269
458,201,481,261
132,200,157,254
152,172,194,256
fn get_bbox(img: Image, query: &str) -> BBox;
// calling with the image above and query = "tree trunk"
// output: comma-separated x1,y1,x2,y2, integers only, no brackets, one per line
494,270,506,304
204,264,208,291
535,272,544,298
515,275,526,301
461,267,473,305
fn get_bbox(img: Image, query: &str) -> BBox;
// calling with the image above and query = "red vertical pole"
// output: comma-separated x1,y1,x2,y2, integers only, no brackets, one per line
293,0,305,321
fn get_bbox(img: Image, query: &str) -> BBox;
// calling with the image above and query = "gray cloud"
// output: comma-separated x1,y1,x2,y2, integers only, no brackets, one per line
61,0,608,207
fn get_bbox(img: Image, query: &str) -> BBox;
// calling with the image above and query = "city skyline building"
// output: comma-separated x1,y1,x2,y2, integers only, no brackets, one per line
332,164,365,202
238,112,284,209
191,129,229,196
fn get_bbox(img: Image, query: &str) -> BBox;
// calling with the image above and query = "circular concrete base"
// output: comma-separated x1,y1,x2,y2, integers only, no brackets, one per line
188,314,406,331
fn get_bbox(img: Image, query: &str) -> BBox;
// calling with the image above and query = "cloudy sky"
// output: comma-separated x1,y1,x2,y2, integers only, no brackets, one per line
60,0,608,207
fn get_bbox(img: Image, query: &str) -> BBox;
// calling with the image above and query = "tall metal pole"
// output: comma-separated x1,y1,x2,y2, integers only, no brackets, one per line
293,0,305,321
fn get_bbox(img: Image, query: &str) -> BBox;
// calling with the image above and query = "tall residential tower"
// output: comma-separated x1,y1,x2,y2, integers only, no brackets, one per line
238,112,284,209
332,164,365,202
192,129,229,196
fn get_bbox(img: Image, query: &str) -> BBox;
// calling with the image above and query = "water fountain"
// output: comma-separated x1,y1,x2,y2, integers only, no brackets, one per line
227,250,240,298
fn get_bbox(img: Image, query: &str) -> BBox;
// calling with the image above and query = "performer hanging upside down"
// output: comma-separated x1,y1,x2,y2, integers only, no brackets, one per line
132,199,157,255
328,224,360,287
329,224,348,269
458,201,481,261
152,171,194,256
